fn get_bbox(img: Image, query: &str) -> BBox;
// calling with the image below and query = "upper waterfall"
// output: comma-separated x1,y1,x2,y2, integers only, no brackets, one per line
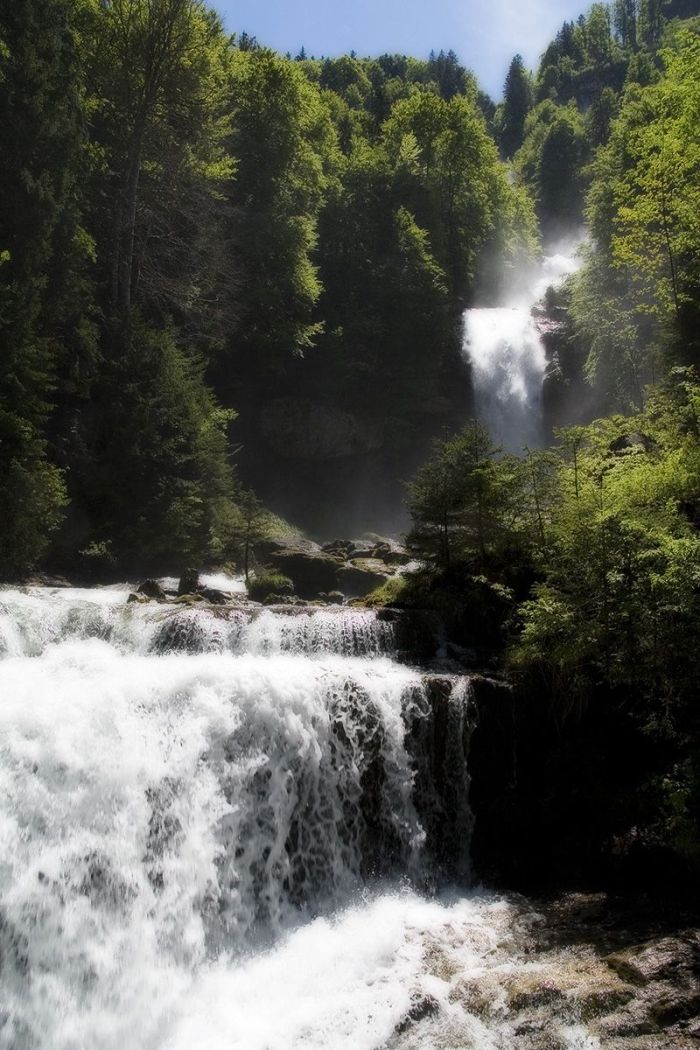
463,244,582,451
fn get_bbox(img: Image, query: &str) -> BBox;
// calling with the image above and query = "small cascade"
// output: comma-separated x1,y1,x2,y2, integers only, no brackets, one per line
0,585,473,1049
0,588,396,660
463,244,582,451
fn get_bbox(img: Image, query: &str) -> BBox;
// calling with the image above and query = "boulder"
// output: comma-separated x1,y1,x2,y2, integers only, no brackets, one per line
605,934,700,987
127,592,150,605
266,542,343,600
178,569,200,596
337,558,391,599
198,587,230,606
137,579,167,602
322,539,354,557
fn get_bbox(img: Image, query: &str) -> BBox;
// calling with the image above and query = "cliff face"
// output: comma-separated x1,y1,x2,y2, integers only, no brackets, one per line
533,287,594,437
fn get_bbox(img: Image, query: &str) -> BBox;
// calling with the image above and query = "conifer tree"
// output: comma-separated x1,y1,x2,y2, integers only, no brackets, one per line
499,55,532,158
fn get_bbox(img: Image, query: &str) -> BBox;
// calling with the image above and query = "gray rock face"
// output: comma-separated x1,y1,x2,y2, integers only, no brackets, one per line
137,579,167,602
264,541,344,600
254,537,410,601
178,569,200,596
337,559,391,598
259,398,385,460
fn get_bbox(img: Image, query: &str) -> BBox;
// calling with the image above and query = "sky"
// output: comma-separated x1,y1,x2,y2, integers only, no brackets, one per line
214,0,588,97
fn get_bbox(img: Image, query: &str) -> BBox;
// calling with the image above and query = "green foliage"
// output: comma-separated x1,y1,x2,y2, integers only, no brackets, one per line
77,319,237,569
0,0,83,576
406,422,528,570
511,374,700,716
497,55,533,158
407,374,700,871
515,100,589,232
364,575,411,607
247,570,294,602
227,49,337,367
575,30,700,406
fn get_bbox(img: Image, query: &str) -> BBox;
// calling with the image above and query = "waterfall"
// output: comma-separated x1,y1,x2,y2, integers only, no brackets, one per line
463,245,582,451
0,585,474,1050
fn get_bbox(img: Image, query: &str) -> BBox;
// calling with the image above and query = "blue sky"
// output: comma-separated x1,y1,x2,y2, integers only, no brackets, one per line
214,0,588,97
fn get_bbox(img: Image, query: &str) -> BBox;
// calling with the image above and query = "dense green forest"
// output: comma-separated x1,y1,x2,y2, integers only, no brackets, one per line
1,0,537,573
3,0,699,579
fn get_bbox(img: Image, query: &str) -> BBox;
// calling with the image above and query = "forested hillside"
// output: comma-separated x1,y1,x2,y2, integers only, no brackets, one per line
0,0,536,574
0,0,698,577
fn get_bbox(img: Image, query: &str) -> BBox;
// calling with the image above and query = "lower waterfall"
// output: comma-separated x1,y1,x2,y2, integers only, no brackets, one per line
0,585,612,1049
0,585,474,1049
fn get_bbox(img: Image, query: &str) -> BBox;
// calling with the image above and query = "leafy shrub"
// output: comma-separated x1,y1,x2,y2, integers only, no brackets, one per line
247,571,294,602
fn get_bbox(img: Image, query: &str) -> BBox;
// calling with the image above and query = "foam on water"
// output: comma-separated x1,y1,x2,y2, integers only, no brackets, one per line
0,586,476,1049
0,586,605,1050
0,589,395,659
463,243,583,451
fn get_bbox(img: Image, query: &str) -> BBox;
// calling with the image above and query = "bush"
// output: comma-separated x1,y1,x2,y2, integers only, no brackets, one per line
247,571,294,602
364,575,410,607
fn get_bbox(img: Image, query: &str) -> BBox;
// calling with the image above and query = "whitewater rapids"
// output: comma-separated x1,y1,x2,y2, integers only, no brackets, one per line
0,585,607,1050
463,245,582,451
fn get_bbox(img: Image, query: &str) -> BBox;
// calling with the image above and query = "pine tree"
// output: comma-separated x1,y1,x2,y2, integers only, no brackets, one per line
499,55,532,158
0,0,84,574
613,0,638,50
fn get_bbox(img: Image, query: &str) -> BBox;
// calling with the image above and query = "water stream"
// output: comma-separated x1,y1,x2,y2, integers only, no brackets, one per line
463,247,582,451
0,584,615,1049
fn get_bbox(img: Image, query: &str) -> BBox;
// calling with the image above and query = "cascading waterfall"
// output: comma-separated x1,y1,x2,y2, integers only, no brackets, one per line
463,245,582,451
0,584,475,1050
0,583,611,1050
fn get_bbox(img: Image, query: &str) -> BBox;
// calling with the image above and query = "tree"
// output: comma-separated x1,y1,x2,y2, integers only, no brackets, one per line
77,319,237,568
0,0,84,574
224,49,337,377
516,101,588,234
580,30,700,387
499,55,532,158
406,423,522,570
639,0,665,48
83,0,233,320
613,0,639,50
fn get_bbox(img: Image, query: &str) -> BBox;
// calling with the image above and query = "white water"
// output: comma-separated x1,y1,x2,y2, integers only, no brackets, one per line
0,586,474,1049
0,585,609,1049
463,246,582,451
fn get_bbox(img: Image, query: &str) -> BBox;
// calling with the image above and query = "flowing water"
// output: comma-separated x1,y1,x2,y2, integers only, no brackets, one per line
463,247,582,451
0,585,614,1049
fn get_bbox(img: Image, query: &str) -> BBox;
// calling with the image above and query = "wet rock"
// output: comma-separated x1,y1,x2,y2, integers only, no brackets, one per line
266,542,343,600
337,558,391,599
23,573,72,588
322,539,354,557
325,591,345,605
593,1005,660,1038
178,569,200,596
605,934,700,987
504,956,635,1020
173,592,206,605
650,989,700,1026
393,994,440,1035
150,613,209,654
127,592,150,604
137,579,167,602
198,587,229,606
262,595,310,607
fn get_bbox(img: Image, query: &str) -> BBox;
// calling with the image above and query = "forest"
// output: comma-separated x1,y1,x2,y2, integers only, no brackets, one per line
1,0,700,882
